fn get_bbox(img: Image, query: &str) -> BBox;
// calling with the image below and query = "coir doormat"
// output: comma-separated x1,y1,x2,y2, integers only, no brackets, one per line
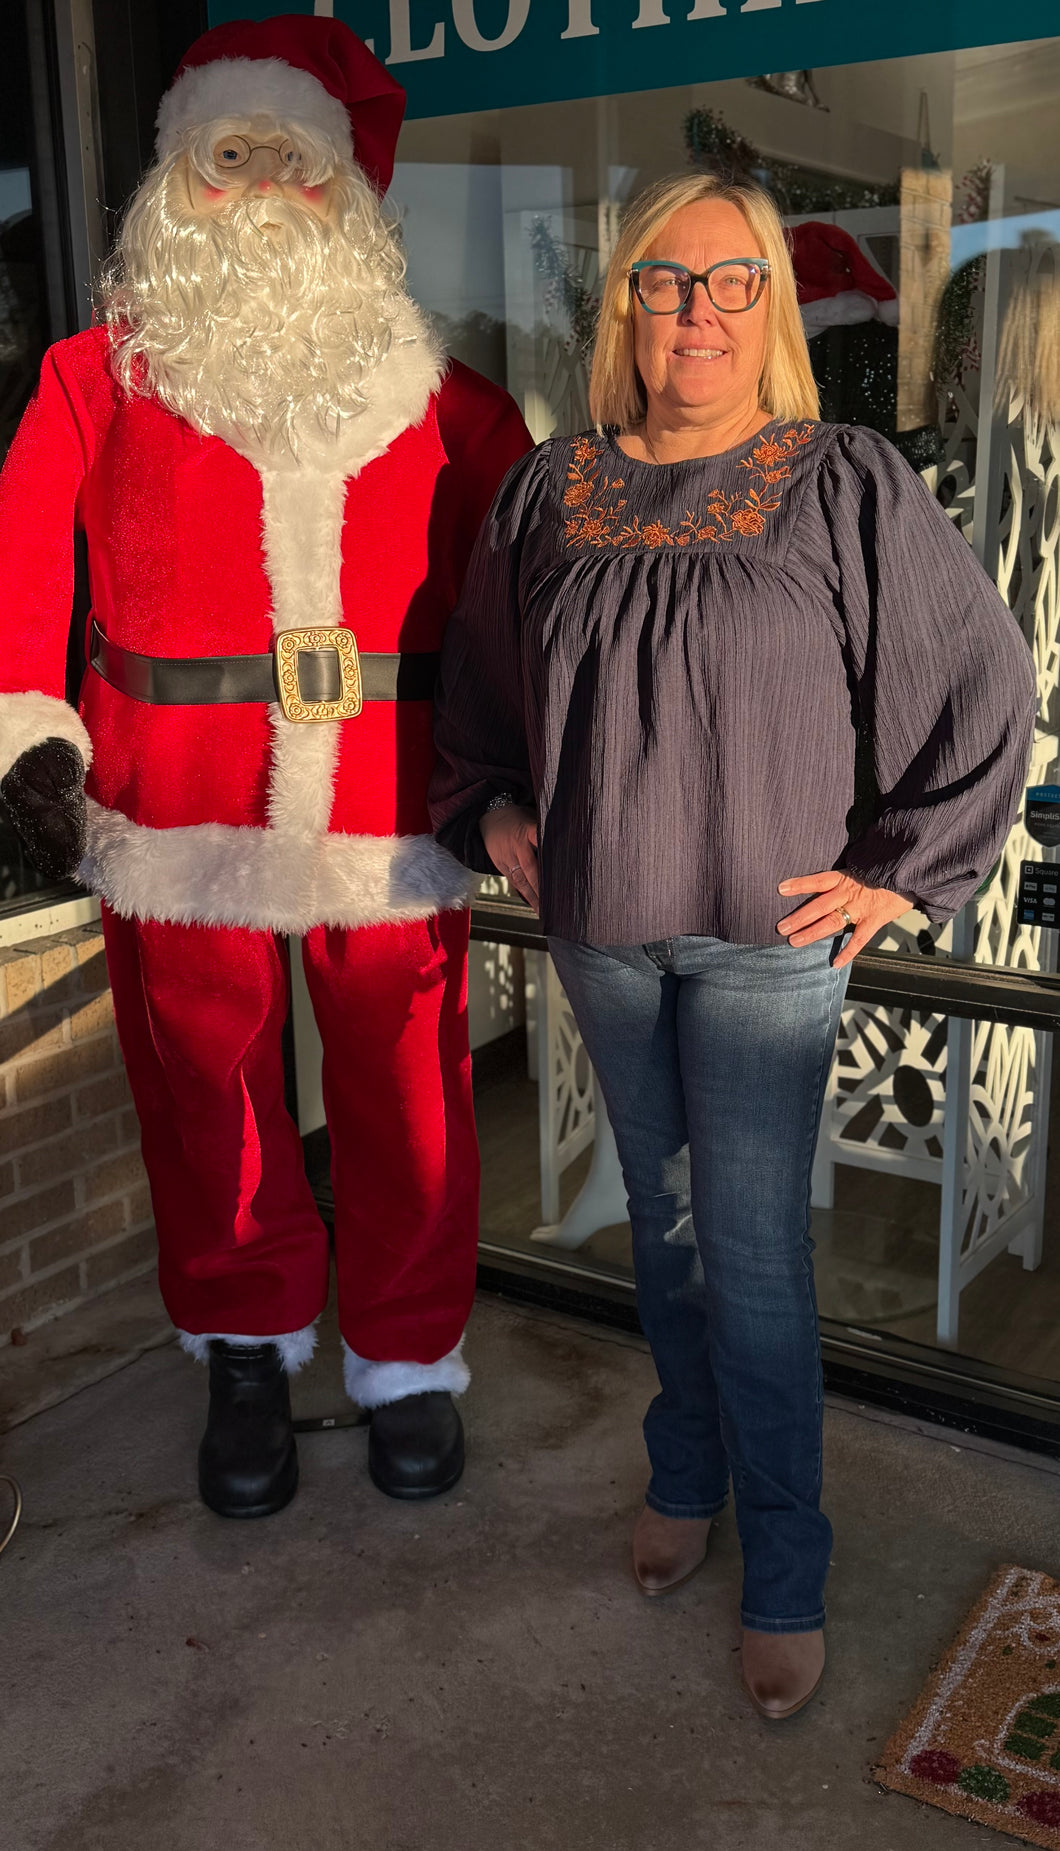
876,1566,1060,1847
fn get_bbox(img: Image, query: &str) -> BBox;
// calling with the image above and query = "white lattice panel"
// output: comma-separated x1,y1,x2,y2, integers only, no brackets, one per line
532,951,595,1226
816,232,1060,1340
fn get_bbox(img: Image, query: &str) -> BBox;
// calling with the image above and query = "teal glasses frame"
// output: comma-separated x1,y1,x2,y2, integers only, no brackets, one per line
629,258,771,315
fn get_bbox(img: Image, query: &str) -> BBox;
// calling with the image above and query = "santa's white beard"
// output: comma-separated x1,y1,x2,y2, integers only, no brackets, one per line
103,164,415,458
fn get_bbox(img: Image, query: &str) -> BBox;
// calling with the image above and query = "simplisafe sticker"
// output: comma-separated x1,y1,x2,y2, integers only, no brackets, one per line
1025,786,1060,850
1018,787,1060,928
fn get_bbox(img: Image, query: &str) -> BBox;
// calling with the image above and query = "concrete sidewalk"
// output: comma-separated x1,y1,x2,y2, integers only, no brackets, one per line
3,1294,1060,1851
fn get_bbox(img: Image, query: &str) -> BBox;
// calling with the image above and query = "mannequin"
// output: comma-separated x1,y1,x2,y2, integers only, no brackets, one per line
0,15,530,1517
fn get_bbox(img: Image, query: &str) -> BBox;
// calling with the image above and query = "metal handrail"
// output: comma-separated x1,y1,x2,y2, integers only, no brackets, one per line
470,897,1060,1032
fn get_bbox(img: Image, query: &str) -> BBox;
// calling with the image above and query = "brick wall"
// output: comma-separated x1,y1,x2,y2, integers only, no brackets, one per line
0,924,155,1345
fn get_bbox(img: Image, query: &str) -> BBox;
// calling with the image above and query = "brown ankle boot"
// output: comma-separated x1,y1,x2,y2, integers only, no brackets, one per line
741,1628,826,1720
632,1504,712,1596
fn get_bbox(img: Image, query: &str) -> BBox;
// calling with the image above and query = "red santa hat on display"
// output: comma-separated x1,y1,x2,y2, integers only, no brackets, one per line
155,13,406,195
790,220,900,339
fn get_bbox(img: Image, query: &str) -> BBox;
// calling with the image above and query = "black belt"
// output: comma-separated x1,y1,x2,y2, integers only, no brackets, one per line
89,621,439,721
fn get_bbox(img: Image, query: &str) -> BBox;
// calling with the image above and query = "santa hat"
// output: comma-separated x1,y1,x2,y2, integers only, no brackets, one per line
790,220,900,338
156,14,406,195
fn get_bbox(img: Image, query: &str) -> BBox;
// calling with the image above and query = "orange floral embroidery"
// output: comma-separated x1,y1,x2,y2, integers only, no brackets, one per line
731,507,766,536
563,423,817,552
562,477,594,509
747,435,792,468
563,450,627,547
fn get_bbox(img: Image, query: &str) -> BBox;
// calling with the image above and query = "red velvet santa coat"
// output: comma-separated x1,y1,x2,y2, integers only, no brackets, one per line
0,321,530,932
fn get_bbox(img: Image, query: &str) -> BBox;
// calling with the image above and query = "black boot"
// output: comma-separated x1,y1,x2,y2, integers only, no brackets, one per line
368,1391,464,1500
198,1341,298,1519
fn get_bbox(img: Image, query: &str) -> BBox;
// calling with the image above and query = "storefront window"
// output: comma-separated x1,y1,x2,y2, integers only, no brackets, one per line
399,39,1060,1415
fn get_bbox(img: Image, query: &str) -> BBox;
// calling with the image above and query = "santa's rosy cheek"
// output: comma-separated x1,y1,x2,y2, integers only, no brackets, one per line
298,184,327,204
199,183,226,200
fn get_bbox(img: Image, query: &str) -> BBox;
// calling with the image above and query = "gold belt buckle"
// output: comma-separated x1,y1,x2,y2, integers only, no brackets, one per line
274,627,362,723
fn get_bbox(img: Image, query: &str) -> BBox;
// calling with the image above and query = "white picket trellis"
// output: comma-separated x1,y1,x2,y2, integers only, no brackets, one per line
813,224,1059,1346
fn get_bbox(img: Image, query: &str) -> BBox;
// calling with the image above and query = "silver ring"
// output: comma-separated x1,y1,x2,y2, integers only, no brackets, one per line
837,905,854,928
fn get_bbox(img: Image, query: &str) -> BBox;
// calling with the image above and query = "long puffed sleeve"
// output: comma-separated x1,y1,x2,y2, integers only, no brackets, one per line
429,444,550,872
819,427,1037,922
0,338,99,778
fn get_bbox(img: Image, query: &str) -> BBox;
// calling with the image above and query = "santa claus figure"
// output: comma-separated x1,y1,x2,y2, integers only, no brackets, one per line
0,16,530,1516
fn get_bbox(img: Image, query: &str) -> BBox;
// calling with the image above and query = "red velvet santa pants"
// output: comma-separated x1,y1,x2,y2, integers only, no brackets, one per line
100,905,479,1365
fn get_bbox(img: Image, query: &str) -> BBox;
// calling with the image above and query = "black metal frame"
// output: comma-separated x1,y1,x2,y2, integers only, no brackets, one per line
34,0,1059,1449
470,896,1060,1032
89,0,207,234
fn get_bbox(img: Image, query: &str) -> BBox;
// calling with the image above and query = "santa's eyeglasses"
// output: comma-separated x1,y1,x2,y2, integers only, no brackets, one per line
209,136,304,179
629,259,771,315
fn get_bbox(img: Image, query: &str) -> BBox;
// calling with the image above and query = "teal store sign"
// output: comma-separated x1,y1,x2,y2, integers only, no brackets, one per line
206,1,1060,118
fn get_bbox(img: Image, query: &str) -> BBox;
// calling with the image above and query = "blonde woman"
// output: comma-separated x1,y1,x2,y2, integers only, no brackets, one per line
430,174,1035,1718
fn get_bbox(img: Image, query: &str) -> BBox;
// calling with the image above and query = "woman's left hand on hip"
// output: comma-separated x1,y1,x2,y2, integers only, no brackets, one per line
776,870,912,970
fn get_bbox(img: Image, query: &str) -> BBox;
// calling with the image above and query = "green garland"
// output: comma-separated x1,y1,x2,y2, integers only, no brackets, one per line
683,108,899,214
529,216,600,360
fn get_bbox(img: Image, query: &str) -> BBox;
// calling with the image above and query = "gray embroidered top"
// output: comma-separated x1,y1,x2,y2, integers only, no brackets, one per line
429,420,1037,947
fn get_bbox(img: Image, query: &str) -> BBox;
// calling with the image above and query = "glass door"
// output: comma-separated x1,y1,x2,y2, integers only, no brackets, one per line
0,0,101,931
389,34,1060,1442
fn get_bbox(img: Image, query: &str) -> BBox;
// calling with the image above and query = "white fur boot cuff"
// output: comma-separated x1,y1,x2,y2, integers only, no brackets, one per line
342,1339,469,1409
178,1324,318,1373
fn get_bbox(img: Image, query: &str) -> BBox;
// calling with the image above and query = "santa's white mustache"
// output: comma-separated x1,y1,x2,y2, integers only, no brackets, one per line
205,183,326,238
174,183,362,299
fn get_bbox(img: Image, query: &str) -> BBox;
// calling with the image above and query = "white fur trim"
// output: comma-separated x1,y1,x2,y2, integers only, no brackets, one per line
179,1323,318,1372
238,297,443,476
248,305,443,845
259,466,347,838
802,289,892,336
342,1338,470,1409
80,798,473,932
157,57,354,163
0,691,93,781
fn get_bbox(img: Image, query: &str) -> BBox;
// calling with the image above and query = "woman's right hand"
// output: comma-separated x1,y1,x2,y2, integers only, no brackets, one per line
480,804,540,912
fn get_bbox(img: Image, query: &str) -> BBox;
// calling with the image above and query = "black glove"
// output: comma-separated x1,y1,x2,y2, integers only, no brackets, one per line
0,738,87,883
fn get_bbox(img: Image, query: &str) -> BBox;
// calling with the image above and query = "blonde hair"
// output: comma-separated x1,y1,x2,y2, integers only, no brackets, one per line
589,171,819,431
995,241,1060,427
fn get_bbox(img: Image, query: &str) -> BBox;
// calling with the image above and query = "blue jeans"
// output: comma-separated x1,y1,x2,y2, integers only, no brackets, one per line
548,934,849,1634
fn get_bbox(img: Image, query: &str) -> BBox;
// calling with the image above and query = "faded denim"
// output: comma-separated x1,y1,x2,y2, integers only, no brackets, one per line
548,932,849,1634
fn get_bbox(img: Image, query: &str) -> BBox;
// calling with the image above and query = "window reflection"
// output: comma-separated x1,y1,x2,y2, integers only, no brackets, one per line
422,42,1060,1398
0,2,72,910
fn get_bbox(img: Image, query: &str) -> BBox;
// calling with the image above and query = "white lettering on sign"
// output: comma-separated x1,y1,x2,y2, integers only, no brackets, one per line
561,0,600,37
385,0,830,69
452,0,532,51
386,0,445,63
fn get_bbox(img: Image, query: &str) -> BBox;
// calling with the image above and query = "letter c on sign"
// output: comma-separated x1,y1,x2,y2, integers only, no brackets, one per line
452,0,532,52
